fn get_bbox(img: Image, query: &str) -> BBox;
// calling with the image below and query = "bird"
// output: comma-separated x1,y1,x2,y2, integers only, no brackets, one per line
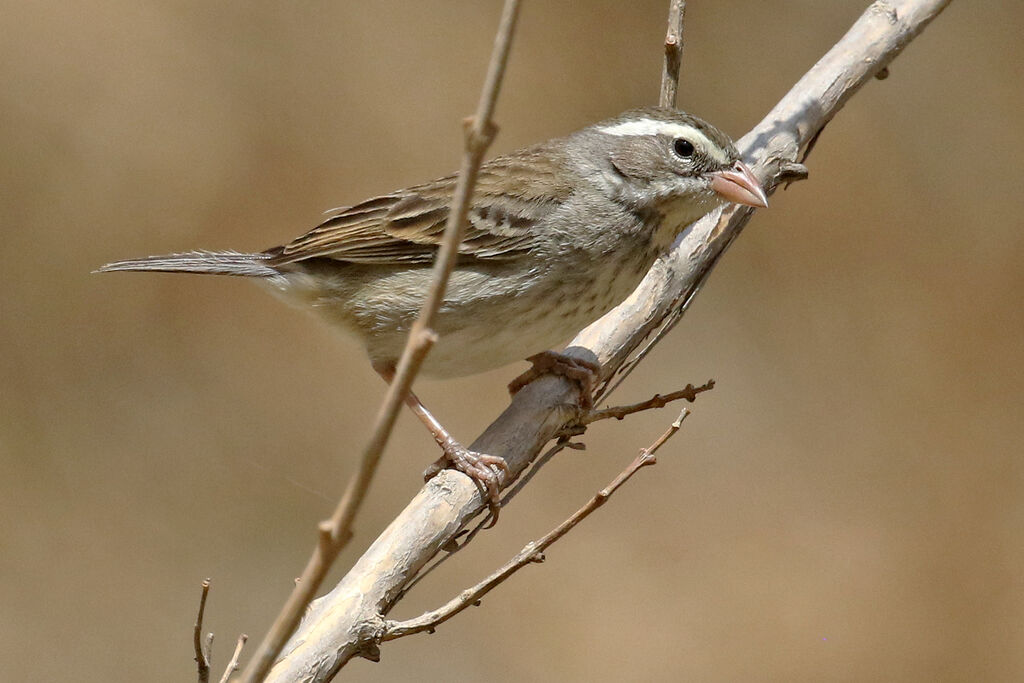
99,106,767,510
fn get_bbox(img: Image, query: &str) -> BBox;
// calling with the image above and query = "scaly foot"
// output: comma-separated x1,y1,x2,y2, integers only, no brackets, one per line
424,441,509,523
507,350,602,409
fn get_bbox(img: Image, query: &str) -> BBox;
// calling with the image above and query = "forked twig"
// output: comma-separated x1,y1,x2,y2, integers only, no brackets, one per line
194,579,248,683
394,375,711,602
383,409,692,641
393,431,586,603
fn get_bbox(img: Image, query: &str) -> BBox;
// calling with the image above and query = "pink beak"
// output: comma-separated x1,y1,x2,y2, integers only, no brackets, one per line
710,160,769,208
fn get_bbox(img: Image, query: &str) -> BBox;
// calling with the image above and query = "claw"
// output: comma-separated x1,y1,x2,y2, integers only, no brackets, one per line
508,351,601,409
424,443,508,524
373,362,508,525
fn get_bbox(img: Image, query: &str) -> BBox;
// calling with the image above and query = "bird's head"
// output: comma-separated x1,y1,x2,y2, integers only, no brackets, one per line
573,107,767,227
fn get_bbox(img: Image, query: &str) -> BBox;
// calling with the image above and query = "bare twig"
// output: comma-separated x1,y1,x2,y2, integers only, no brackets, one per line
194,579,212,683
659,0,687,107
265,2,953,680
494,378,711,516
596,0,684,405
194,579,247,683
218,635,248,683
238,2,522,680
383,409,691,640
394,430,585,603
405,376,713,595
583,379,715,424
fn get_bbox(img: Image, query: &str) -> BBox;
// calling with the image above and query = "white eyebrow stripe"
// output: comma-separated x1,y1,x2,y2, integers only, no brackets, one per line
597,118,731,165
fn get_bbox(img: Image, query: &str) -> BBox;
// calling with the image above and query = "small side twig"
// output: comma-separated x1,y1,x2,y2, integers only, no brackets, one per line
659,0,687,108
194,579,212,683
583,379,714,425
395,378,710,602
239,2,522,680
194,579,247,683
218,634,248,683
382,408,692,641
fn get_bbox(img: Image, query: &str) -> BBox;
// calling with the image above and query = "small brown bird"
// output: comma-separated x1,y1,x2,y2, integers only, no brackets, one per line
100,106,767,505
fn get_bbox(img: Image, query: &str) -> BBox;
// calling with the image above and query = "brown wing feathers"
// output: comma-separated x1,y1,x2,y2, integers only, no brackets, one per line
268,145,573,267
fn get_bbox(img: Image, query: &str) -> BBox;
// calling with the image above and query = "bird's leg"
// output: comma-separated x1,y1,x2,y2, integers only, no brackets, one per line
507,351,602,409
373,362,508,518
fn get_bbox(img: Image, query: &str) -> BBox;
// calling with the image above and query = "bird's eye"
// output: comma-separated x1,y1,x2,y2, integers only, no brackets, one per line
673,138,695,158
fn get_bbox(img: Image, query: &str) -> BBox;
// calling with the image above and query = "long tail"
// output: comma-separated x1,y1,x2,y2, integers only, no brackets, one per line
96,250,281,278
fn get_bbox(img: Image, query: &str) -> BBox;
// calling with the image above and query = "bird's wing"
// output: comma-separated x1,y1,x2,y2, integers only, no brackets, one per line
270,145,573,265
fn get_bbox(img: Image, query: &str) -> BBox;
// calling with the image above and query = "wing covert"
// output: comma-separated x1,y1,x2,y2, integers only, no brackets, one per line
269,143,573,265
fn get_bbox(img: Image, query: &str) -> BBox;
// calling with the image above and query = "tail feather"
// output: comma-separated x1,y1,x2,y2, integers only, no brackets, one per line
97,250,280,278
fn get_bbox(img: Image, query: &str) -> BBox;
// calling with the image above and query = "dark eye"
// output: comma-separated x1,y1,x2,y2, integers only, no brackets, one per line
673,138,695,158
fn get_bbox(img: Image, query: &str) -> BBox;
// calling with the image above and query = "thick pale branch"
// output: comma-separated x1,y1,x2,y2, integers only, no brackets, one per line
265,1,952,680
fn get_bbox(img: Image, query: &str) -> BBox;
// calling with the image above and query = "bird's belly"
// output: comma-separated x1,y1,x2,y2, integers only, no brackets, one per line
270,252,652,378
420,311,572,377
416,254,651,377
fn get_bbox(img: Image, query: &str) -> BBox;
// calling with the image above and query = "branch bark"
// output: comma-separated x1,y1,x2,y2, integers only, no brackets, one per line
263,1,951,680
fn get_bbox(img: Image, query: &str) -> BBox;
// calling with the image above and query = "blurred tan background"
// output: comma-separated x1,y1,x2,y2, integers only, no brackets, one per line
2,1,1022,681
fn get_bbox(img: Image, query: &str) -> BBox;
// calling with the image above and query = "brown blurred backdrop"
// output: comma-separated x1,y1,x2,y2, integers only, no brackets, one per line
2,1,1022,681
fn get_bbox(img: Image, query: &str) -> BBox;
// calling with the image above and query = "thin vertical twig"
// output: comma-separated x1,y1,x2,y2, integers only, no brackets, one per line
659,0,687,107
237,2,522,680
194,579,212,683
